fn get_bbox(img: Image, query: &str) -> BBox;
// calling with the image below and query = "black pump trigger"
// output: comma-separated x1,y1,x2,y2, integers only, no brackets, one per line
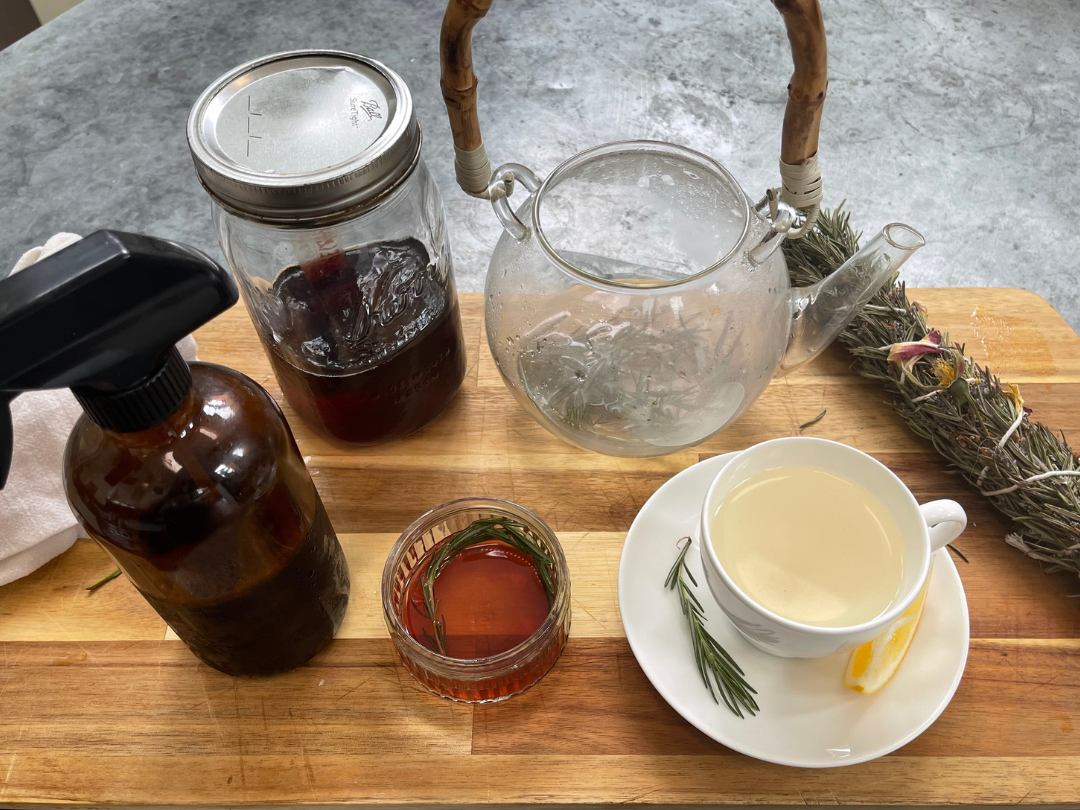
0,230,238,489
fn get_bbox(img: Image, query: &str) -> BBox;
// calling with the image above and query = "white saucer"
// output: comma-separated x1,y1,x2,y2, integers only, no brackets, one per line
618,452,970,768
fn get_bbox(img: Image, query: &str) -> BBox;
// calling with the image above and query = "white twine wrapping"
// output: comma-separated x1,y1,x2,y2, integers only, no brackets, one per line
997,405,1027,450
779,155,822,210
973,395,1080,497
981,470,1080,497
454,144,493,197
779,154,822,236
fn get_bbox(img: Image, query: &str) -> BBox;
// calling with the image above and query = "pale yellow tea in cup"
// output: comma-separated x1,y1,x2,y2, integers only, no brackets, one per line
709,466,905,628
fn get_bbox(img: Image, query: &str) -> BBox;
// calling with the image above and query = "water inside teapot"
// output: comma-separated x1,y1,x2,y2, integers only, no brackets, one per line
514,283,748,454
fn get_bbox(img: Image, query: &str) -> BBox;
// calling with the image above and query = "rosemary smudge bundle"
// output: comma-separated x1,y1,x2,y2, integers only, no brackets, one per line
783,208,1080,579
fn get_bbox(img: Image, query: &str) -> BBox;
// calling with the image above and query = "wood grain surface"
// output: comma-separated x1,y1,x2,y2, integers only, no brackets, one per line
2,290,1079,807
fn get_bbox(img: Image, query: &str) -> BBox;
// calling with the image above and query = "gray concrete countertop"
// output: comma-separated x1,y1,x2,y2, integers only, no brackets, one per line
2,0,1078,328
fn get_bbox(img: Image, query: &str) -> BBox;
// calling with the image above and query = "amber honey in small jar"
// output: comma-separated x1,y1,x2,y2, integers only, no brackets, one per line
382,498,571,703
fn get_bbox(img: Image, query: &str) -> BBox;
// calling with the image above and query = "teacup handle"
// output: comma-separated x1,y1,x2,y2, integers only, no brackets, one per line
439,0,828,216
919,500,968,552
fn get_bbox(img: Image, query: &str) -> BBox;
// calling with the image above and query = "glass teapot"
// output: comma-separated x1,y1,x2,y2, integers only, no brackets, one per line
440,0,924,456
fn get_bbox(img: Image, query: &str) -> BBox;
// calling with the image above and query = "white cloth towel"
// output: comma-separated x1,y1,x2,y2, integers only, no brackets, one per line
0,234,196,587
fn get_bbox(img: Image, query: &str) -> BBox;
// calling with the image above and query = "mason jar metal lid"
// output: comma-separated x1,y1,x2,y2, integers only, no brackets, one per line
187,50,421,224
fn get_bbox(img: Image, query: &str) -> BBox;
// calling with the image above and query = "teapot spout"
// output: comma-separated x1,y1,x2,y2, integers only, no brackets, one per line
781,222,925,372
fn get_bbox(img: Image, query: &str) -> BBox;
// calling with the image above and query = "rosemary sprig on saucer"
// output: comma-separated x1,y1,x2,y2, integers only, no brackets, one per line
423,517,555,654
665,538,759,718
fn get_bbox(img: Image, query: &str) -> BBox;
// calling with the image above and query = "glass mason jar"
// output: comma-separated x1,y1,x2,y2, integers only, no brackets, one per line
188,51,466,443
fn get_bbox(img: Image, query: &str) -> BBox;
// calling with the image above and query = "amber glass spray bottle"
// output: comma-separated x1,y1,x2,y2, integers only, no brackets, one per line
0,231,349,675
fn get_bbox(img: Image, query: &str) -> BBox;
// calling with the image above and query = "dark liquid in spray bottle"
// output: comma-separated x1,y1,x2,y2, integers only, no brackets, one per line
65,364,350,675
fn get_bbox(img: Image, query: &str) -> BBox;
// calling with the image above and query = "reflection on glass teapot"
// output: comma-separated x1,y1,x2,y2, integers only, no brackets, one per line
440,0,924,456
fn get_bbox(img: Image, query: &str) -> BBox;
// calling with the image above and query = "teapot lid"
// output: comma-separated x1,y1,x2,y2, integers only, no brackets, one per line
187,50,421,224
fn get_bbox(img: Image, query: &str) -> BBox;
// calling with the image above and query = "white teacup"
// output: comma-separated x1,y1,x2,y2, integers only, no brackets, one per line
700,437,966,659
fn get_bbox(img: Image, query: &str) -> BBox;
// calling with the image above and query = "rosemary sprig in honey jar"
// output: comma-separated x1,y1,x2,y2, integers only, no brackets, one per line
784,207,1080,579
423,517,556,654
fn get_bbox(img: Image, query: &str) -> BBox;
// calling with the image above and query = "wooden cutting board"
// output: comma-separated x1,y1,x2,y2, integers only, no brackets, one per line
1,290,1079,807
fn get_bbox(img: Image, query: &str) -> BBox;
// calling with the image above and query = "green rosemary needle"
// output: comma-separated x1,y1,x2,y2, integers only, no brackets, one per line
798,407,828,433
86,568,122,594
422,517,555,655
665,538,759,718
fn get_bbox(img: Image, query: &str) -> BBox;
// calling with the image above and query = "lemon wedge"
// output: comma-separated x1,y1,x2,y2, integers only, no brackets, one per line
844,571,931,694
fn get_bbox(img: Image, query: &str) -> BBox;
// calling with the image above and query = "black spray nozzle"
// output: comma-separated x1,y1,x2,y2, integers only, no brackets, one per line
0,230,238,487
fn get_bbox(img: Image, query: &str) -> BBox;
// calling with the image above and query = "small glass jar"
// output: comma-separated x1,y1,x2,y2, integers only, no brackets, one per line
382,498,571,703
188,51,466,443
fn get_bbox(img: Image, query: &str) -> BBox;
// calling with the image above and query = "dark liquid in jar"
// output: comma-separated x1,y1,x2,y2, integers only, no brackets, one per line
140,501,350,676
263,239,466,443
401,539,552,659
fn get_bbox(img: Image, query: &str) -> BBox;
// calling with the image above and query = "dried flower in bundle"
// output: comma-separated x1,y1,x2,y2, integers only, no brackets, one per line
783,208,1080,580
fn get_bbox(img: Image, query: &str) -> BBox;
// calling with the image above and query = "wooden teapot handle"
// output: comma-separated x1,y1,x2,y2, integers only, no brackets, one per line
440,0,495,196
774,0,827,165
440,0,827,204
